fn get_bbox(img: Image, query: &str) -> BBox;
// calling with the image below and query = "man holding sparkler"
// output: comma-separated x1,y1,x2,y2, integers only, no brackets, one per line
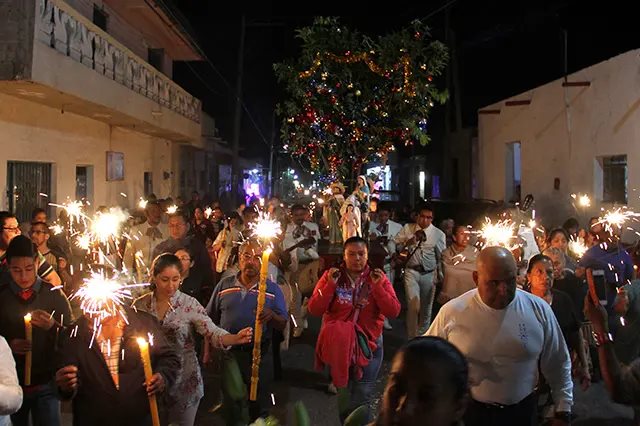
207,239,287,422
55,290,179,425
0,235,72,426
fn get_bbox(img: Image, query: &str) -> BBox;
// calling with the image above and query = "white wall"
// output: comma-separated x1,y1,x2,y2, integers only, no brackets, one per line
0,92,178,211
478,49,640,227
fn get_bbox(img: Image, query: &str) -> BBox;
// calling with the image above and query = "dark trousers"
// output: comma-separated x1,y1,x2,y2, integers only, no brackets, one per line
222,343,273,423
11,383,61,426
464,393,536,426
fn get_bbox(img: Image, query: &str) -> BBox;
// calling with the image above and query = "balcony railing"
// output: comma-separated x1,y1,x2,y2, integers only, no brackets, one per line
36,0,201,123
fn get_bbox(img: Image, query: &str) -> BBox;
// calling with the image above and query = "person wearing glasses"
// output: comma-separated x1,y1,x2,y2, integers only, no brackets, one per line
0,212,62,288
206,239,287,423
394,204,446,338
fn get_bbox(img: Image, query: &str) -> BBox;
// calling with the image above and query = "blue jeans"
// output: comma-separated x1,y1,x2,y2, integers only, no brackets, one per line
342,335,384,423
11,383,61,426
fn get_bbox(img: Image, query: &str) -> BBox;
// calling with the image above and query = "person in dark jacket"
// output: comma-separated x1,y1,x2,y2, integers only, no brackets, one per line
55,305,180,426
0,235,72,426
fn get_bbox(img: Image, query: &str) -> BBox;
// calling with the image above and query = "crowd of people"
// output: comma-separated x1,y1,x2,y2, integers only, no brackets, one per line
1,186,640,426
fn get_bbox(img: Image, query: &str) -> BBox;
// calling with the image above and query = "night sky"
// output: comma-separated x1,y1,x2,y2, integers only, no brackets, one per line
171,0,640,162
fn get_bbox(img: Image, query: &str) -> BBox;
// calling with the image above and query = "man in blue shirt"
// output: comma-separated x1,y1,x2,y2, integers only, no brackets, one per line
207,239,287,423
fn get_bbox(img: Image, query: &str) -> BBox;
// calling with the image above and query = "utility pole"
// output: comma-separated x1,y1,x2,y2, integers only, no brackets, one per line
231,15,246,207
268,110,276,198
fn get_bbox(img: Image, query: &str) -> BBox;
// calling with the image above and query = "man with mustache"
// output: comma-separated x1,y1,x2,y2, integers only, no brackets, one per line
207,239,287,422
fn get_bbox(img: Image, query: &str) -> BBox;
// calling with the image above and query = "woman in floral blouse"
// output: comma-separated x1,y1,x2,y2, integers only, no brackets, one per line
133,253,252,426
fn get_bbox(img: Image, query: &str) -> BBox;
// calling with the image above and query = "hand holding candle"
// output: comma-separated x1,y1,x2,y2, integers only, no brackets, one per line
249,247,272,401
137,337,161,426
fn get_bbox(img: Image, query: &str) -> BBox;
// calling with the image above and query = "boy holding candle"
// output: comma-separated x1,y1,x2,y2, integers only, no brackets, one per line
0,235,72,426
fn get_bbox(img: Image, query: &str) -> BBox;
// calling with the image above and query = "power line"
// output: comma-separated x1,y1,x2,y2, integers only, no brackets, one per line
153,0,273,148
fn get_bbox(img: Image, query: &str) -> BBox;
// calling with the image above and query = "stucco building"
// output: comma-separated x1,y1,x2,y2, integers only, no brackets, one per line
0,0,207,220
478,49,639,227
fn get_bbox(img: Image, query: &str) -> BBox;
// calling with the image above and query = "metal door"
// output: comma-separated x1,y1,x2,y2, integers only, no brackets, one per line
7,161,52,222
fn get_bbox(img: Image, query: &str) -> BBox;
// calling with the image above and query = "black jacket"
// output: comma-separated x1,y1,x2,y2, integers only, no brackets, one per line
59,307,180,426
0,278,72,386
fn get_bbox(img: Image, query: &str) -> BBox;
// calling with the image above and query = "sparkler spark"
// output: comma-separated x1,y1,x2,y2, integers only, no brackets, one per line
597,207,640,233
138,198,148,209
75,234,92,250
571,193,591,208
204,207,213,219
478,218,517,249
51,200,86,225
71,271,139,320
568,237,588,259
250,213,282,241
50,224,64,235
90,208,128,243
166,205,178,214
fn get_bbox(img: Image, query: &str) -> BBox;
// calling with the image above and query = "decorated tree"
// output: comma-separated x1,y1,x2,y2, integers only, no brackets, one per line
274,17,448,183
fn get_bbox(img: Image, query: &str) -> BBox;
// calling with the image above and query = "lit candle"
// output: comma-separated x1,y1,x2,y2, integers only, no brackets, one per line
24,313,32,386
136,337,160,426
249,248,272,401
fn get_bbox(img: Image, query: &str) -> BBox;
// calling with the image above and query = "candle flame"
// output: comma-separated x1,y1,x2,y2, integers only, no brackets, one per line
138,198,148,209
136,337,149,348
24,313,31,321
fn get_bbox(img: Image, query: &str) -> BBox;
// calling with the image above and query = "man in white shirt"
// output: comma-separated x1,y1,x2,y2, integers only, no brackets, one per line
283,204,320,338
123,201,168,282
368,204,402,330
394,205,446,337
426,246,573,426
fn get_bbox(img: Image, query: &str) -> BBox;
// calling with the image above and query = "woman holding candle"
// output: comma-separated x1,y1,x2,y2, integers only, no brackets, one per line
133,253,252,426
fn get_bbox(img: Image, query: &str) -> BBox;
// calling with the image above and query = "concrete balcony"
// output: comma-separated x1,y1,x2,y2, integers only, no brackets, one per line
0,0,202,144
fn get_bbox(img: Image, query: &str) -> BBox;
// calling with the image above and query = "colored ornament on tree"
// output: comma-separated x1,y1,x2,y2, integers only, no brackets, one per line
274,17,448,181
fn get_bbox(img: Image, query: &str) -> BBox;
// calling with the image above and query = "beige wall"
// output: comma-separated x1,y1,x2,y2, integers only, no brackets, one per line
0,92,179,211
478,49,640,227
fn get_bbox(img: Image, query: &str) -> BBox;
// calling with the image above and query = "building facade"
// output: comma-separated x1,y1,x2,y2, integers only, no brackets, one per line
477,49,639,227
0,0,204,220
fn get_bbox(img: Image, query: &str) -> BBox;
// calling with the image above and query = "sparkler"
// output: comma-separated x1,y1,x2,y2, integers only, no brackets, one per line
75,234,92,251
138,198,148,209
571,193,592,208
597,207,640,234
50,200,86,225
166,205,178,215
50,224,64,235
204,207,213,219
568,237,588,259
90,207,128,244
478,218,517,249
70,271,140,321
249,212,282,401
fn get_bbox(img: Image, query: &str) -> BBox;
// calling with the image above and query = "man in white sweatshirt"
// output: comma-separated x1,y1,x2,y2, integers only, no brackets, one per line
426,246,573,426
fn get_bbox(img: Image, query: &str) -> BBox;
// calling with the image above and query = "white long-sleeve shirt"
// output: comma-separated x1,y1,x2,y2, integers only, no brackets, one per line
394,223,446,270
0,336,22,425
368,219,402,259
426,289,573,412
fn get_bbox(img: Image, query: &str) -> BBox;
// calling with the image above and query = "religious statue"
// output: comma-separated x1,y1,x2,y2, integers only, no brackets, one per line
339,203,361,241
324,181,346,245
